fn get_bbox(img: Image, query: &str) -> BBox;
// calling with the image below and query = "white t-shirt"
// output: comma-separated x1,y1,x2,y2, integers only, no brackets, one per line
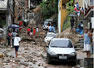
14,37,21,46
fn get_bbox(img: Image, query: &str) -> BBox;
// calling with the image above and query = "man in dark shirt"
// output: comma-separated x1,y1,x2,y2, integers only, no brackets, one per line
70,16,75,31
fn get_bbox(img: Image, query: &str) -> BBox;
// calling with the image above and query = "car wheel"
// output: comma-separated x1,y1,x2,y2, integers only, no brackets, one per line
72,60,77,65
72,58,77,65
47,54,52,64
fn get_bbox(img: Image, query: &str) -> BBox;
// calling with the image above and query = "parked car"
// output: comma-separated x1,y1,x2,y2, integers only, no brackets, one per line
46,38,77,64
42,19,53,30
0,28,4,39
44,32,56,43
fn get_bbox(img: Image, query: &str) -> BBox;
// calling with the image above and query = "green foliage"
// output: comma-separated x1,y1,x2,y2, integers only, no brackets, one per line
63,0,74,30
40,0,58,19
66,0,74,14
63,16,70,30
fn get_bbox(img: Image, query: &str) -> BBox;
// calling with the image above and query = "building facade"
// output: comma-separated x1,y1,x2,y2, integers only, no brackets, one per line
0,0,14,39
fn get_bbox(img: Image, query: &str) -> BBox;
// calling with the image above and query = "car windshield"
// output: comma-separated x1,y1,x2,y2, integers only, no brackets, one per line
50,40,73,48
44,21,48,25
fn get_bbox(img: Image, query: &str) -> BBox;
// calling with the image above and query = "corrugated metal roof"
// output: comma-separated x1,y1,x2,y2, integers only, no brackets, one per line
0,0,8,10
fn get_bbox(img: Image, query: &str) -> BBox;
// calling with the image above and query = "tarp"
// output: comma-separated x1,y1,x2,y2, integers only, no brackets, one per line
0,0,8,10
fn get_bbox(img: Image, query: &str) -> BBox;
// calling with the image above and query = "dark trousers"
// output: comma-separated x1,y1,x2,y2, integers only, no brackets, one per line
12,39,14,47
7,37,10,45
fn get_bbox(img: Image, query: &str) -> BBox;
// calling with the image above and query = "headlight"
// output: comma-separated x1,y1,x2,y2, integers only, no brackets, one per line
70,52,76,56
48,50,56,56
50,51,56,55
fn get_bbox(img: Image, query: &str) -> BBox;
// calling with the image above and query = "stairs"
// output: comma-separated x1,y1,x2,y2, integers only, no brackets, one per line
75,36,84,50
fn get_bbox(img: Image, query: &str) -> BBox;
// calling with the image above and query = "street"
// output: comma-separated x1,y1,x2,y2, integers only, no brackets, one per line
0,0,94,68
0,24,88,68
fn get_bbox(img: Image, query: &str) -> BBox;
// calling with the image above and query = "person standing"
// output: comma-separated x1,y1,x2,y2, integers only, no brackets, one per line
27,27,31,35
19,21,23,27
78,21,84,35
11,30,17,47
7,31,12,46
19,21,23,32
70,16,75,32
48,24,55,33
33,28,36,36
83,29,91,58
14,34,21,58
36,27,39,33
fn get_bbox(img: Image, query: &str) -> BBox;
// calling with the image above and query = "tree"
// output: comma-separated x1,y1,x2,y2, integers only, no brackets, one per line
40,0,58,19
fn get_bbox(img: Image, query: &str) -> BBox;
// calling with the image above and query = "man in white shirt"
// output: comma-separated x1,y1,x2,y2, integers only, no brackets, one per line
14,34,21,58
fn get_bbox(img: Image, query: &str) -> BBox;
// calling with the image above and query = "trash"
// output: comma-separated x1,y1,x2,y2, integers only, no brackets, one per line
0,53,4,58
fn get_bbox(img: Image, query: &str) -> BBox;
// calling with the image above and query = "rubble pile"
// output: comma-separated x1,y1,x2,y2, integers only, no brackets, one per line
56,28,79,44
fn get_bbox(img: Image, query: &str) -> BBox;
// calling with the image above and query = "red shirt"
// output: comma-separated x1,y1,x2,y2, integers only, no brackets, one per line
74,8,79,12
27,28,31,32
33,29,36,35
19,21,23,26
8,33,12,37
19,27,22,31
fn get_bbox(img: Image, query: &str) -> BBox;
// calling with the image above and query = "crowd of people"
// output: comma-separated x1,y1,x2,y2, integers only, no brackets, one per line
27,27,39,37
7,20,40,58
70,2,93,58
74,2,84,18
7,20,26,58
7,29,21,58
47,22,56,33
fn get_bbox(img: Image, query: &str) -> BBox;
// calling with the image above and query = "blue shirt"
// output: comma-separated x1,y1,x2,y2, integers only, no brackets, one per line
84,33,91,44
48,26,55,32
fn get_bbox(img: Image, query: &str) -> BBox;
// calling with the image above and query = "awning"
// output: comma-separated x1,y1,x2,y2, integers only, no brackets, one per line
0,0,8,10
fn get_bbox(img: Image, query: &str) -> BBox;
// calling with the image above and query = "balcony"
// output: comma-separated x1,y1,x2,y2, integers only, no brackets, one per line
84,0,94,17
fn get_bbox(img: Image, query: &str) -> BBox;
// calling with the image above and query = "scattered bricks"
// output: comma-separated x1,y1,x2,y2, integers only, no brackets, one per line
19,62,29,67
15,59,20,63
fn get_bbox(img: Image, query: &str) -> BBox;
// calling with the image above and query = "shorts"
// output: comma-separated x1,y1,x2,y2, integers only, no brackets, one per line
84,44,91,51
14,46,19,52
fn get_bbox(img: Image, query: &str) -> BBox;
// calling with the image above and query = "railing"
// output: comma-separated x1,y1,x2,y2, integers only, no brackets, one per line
84,0,94,16
84,6,94,17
